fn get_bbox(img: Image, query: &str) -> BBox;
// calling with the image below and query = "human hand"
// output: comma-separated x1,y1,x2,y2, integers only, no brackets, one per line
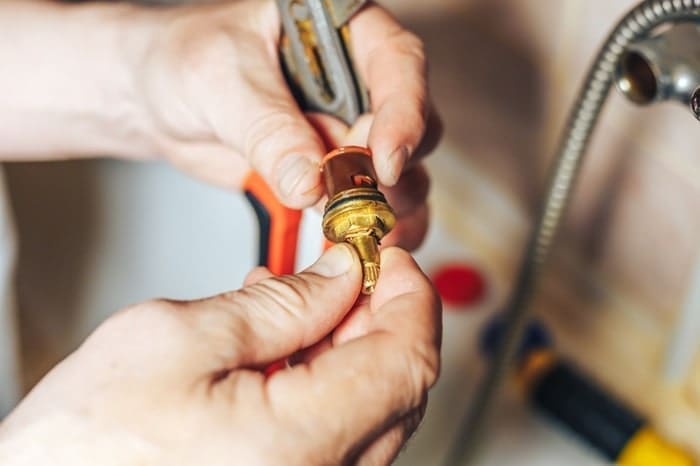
0,245,441,466
0,0,438,250
129,0,441,209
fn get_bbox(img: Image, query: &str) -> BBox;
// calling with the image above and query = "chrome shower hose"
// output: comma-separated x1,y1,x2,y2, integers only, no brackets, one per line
444,2,700,465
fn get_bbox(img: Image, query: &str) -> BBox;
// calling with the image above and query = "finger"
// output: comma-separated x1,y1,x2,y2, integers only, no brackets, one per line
331,297,373,346
243,266,275,287
368,248,440,340
347,104,442,173
381,163,430,218
337,103,441,172
350,4,428,186
355,401,427,466
381,203,429,251
312,105,438,173
307,112,376,150
241,92,326,208
305,112,350,149
266,248,441,462
411,104,443,164
163,0,324,207
343,114,374,147
355,421,408,466
179,244,362,369
208,44,326,208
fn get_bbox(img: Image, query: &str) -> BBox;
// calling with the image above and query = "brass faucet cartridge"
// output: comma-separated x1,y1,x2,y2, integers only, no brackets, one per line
321,146,396,294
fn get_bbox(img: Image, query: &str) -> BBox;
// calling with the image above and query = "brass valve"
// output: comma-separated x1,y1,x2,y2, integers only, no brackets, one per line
321,146,396,294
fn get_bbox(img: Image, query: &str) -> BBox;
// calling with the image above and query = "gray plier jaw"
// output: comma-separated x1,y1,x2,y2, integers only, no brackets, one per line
277,0,370,125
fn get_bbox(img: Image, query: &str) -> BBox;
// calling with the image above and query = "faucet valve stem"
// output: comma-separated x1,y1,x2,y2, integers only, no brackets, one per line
321,146,395,294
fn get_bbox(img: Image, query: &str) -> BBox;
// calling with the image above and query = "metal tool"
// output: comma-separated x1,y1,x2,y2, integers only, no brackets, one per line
616,22,700,119
276,0,369,125
321,146,395,294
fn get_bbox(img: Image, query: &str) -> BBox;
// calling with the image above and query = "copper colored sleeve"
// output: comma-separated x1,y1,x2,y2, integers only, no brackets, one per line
321,147,376,196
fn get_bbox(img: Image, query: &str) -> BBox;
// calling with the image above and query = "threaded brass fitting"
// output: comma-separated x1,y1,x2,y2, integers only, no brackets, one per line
321,146,395,294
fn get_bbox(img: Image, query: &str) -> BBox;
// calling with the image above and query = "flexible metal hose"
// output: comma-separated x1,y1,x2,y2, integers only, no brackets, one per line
443,2,700,465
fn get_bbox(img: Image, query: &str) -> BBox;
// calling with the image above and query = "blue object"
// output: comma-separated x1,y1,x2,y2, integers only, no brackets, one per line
479,314,553,361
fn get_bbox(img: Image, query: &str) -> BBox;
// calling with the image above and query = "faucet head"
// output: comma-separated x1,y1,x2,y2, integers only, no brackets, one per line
615,22,700,120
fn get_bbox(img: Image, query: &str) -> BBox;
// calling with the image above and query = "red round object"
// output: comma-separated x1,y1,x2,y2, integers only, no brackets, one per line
432,263,486,308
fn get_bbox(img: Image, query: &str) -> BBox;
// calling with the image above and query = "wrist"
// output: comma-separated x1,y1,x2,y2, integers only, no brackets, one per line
0,1,162,159
64,1,164,159
0,412,160,466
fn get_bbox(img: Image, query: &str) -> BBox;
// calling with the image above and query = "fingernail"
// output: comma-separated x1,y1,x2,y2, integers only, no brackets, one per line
386,145,410,185
308,244,355,277
278,154,316,198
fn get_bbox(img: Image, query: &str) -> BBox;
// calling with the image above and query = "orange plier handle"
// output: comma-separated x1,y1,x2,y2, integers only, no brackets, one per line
243,172,302,276
243,172,303,376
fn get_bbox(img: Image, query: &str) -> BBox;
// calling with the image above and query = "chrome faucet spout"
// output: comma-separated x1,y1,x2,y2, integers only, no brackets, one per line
616,22,700,119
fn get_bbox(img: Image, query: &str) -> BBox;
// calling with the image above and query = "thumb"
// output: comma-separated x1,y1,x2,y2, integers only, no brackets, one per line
193,244,362,368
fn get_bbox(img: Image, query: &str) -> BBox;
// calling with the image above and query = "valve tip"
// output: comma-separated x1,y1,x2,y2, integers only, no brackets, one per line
361,262,380,295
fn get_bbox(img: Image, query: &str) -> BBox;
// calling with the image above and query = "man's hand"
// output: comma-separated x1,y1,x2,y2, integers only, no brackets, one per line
133,0,439,250
0,245,441,466
133,1,439,206
0,0,438,250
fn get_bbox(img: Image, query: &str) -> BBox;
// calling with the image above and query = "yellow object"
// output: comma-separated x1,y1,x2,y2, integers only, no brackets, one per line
516,349,557,393
617,427,694,466
321,146,395,294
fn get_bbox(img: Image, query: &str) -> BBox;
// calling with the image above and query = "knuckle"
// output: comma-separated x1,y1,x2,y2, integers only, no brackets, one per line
385,29,426,78
386,31,428,121
387,335,440,411
383,90,427,134
399,30,426,63
263,275,313,314
194,293,251,330
407,339,441,395
398,165,431,205
244,110,305,167
238,275,313,321
407,93,429,128
174,28,237,83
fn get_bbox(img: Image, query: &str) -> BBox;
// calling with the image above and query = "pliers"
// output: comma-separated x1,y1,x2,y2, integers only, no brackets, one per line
244,0,369,275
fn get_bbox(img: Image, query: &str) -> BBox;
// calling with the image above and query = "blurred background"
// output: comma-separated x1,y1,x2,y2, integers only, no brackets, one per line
6,0,700,464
